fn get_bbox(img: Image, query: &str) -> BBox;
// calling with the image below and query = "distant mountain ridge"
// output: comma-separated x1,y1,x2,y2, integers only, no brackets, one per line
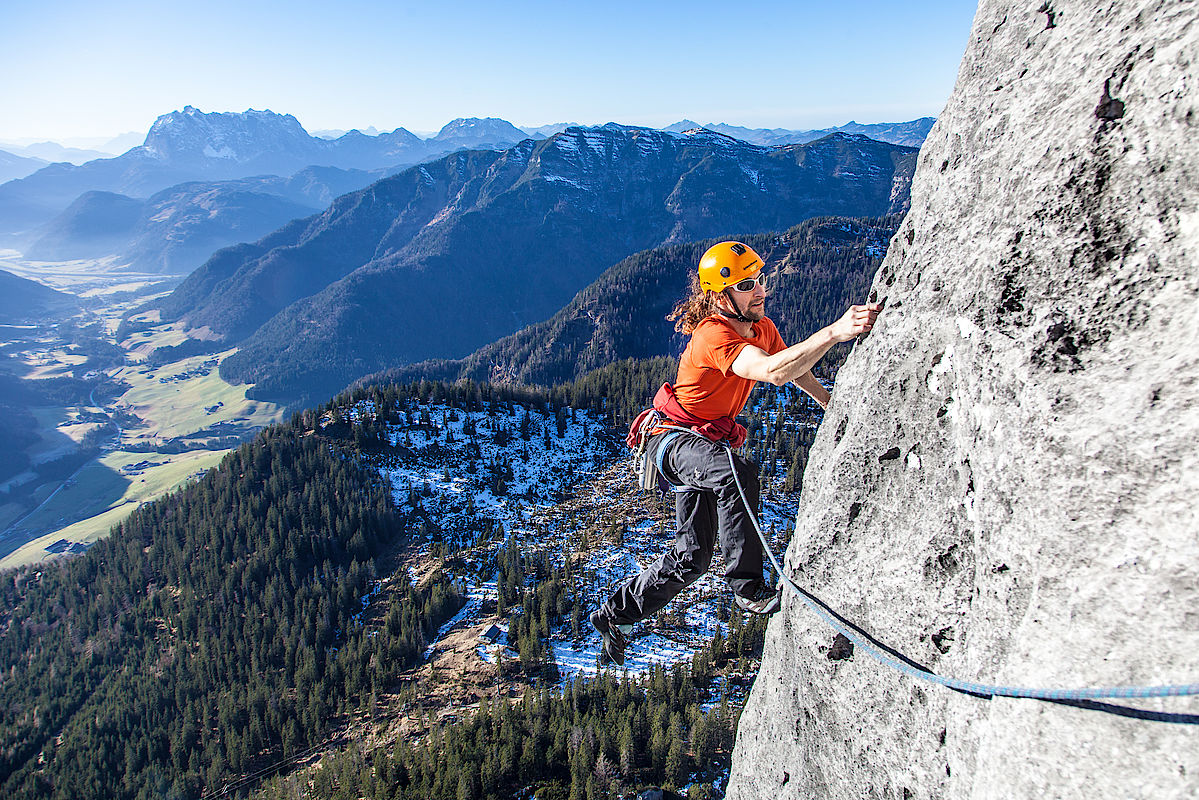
428,117,530,149
0,108,535,239
24,165,386,273
519,123,581,138
0,149,48,184
0,141,112,166
663,117,936,148
156,125,916,404
139,106,437,173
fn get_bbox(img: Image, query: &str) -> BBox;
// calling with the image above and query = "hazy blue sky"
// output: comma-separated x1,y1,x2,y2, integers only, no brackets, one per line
1,0,979,143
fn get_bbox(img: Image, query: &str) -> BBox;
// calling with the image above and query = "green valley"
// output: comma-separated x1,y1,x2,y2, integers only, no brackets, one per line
0,253,284,569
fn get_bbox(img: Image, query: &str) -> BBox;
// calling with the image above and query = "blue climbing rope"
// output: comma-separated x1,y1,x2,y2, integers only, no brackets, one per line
661,426,1199,704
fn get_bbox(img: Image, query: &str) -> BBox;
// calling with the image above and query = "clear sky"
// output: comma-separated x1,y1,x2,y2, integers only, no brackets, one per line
1,0,979,144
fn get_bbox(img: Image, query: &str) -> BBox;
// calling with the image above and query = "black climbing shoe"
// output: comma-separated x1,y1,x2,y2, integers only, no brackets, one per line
735,583,781,615
590,610,628,666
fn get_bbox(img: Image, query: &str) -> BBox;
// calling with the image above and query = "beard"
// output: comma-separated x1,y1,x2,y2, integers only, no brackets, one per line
724,291,765,322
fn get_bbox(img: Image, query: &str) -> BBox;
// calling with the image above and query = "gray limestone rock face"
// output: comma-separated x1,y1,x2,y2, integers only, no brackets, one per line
726,1,1199,798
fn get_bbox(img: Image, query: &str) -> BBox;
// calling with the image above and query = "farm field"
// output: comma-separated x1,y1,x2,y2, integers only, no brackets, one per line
113,345,282,443
0,448,228,569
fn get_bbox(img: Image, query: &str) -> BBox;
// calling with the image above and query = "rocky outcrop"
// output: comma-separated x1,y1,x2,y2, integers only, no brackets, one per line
727,1,1198,798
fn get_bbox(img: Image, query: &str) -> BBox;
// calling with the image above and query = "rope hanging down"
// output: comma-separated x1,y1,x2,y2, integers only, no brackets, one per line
668,432,1199,706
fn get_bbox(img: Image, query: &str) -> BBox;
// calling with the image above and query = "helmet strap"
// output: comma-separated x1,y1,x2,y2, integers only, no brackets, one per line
718,289,754,323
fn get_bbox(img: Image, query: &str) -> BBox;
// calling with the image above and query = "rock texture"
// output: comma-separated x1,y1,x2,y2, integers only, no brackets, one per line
727,1,1198,798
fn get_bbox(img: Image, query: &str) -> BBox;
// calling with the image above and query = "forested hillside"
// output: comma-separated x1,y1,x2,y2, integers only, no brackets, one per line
261,628,769,800
260,375,812,800
0,417,461,799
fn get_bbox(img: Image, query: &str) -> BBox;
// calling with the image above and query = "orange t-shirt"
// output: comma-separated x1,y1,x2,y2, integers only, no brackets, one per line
673,315,787,420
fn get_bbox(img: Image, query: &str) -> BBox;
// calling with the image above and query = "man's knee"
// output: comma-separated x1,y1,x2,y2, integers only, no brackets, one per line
673,542,713,581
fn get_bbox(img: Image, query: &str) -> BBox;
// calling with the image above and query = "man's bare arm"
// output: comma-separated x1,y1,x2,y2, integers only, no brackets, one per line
792,370,830,409
731,302,882,386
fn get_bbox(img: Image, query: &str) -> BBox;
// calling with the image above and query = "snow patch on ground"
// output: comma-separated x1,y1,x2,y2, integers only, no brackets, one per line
542,175,586,189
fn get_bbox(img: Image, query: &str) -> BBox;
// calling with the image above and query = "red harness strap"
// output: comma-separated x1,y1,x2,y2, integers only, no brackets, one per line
626,383,747,450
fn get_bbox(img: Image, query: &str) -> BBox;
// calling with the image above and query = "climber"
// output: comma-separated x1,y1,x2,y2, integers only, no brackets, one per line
590,241,882,666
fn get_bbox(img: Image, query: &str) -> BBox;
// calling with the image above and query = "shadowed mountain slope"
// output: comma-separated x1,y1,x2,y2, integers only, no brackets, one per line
360,215,900,390
0,270,79,324
22,191,144,262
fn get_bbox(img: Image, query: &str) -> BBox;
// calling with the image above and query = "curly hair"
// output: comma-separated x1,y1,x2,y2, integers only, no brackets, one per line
666,273,720,334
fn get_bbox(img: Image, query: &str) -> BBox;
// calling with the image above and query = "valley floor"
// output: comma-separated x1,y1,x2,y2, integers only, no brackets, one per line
0,253,285,569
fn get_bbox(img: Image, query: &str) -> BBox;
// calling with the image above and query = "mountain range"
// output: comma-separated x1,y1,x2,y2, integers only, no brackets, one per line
23,166,386,273
0,108,536,240
156,125,916,404
1,108,935,274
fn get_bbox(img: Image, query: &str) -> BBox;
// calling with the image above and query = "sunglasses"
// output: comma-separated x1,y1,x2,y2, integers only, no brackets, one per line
729,272,768,292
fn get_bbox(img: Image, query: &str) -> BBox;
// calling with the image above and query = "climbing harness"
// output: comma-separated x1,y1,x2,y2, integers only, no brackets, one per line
631,411,693,493
631,409,664,491
646,423,1199,709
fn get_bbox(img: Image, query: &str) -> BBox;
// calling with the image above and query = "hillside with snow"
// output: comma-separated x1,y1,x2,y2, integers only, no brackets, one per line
338,384,817,684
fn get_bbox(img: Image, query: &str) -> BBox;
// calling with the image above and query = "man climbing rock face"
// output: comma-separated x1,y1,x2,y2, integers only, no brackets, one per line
591,241,881,666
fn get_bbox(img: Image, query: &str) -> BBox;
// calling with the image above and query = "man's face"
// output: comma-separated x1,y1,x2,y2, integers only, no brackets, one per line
723,272,767,321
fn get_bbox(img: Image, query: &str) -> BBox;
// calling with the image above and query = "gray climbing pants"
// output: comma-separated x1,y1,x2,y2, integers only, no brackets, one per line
601,432,764,626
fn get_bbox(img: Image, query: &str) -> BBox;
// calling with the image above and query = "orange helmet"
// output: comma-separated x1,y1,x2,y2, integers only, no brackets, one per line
698,241,764,292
